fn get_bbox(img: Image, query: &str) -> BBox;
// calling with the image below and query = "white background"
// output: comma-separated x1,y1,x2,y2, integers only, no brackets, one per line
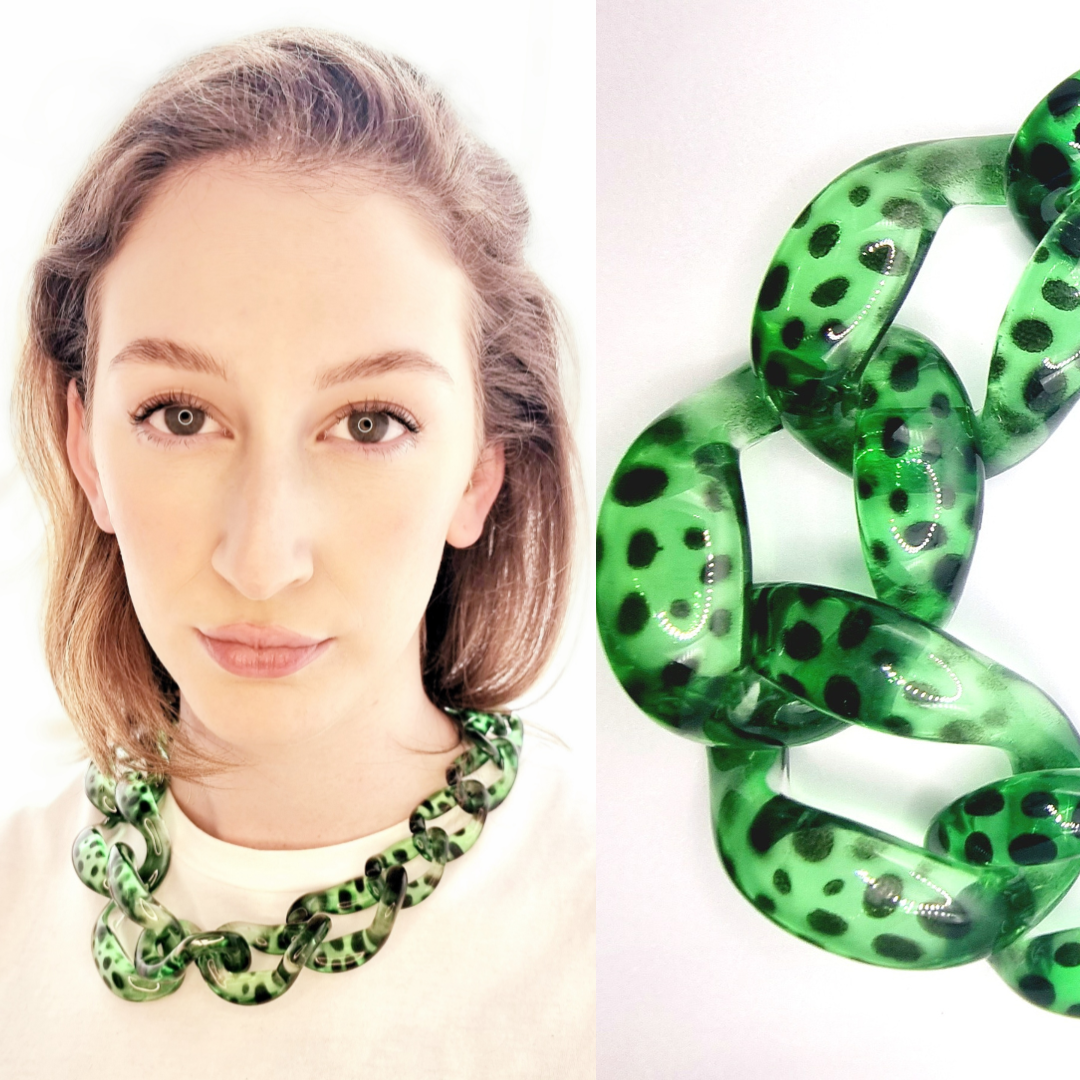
599,1,1080,1075
0,0,595,815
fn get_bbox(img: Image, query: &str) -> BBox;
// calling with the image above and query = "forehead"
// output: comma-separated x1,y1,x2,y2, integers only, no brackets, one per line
94,159,476,386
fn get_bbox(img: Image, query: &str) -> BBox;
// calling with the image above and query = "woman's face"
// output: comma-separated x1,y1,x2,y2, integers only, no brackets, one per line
66,159,503,752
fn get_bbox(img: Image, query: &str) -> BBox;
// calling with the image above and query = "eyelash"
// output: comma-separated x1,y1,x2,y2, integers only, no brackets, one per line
129,391,420,451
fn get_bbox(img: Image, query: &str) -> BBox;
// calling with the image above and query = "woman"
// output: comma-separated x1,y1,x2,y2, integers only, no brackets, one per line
0,28,593,1077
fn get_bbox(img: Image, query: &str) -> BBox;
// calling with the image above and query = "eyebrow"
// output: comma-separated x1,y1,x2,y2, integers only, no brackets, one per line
107,338,455,388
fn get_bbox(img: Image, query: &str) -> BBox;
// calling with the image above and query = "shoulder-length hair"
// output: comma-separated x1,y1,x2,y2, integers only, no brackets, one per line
12,28,577,778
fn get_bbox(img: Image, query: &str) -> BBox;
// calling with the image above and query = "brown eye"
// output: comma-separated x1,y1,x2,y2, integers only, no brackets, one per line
348,410,390,443
164,405,205,435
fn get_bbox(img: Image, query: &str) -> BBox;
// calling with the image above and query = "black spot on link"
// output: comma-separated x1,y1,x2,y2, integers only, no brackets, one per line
1012,318,1054,353
1060,218,1080,259
882,715,913,736
932,554,965,597
661,661,695,689
782,620,822,660
807,909,847,936
1009,833,1058,865
880,417,910,457
808,223,840,258
748,798,807,855
764,358,788,387
1021,791,1056,818
902,521,946,549
644,415,685,444
881,197,924,229
1056,943,1080,967
929,393,951,417
1018,974,1056,1008
781,319,805,350
1048,77,1080,117
1030,143,1072,190
627,530,660,568
872,934,923,962
824,675,861,719
616,593,650,636
1042,278,1080,311
863,873,902,918
858,241,895,274
964,832,993,864
1024,366,1066,414
613,467,669,506
810,277,850,307
889,354,919,392
758,264,789,311
837,608,873,649
793,827,834,862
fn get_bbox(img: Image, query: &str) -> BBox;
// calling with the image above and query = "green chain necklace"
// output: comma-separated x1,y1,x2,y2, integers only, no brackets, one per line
72,708,522,1005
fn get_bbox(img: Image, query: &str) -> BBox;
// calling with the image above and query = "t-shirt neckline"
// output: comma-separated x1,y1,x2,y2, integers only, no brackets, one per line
159,789,413,895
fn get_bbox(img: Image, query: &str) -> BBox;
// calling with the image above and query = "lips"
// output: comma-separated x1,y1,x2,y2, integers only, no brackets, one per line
198,623,332,678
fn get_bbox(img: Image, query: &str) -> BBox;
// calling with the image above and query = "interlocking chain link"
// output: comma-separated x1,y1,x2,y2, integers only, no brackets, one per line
597,67,1080,1016
73,709,522,1005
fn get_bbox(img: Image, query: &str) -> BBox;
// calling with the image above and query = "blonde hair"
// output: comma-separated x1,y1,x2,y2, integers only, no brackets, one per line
13,28,577,778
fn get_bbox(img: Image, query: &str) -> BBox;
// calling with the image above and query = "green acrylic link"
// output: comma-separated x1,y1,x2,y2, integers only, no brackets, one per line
75,709,521,1004
599,65,1080,1018
751,68,1080,477
710,747,1050,969
706,583,1080,968
596,364,844,749
853,325,983,625
928,770,1080,1013
751,134,1009,471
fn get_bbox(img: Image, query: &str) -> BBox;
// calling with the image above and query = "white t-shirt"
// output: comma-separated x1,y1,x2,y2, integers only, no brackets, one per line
0,722,595,1079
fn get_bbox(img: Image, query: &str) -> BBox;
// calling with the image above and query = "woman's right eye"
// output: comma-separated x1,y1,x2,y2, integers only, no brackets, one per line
144,403,222,438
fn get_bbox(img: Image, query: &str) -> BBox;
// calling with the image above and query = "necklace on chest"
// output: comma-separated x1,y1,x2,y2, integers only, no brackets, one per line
73,708,522,1005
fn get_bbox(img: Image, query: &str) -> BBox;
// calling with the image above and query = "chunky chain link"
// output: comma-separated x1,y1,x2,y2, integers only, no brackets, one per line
73,709,522,1005
598,67,1080,1016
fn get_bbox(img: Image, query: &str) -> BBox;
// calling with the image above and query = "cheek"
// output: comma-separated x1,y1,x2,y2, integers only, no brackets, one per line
319,459,465,615
94,436,216,614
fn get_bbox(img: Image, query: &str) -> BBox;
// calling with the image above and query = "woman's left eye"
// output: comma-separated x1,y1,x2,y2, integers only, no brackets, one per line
329,409,411,446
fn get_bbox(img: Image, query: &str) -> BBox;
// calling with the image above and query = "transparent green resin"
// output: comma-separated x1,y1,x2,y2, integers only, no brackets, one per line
748,67,1080,478
853,326,982,625
74,709,521,1005
750,134,1009,471
598,64,1080,1018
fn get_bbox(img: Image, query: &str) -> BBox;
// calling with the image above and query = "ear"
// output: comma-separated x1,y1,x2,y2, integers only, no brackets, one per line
65,378,115,534
446,441,505,549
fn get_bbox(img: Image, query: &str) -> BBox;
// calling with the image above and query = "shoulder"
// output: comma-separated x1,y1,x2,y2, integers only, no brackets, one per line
0,770,92,893
462,716,594,932
0,768,103,973
0,770,93,879
500,718,594,862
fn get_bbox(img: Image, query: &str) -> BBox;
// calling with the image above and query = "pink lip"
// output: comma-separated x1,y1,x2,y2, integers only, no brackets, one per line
198,624,332,678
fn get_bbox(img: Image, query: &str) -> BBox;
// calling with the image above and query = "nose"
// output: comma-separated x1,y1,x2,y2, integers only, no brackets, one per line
210,439,315,601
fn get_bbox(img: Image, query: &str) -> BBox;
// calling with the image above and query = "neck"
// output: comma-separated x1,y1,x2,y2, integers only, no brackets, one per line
168,673,462,850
